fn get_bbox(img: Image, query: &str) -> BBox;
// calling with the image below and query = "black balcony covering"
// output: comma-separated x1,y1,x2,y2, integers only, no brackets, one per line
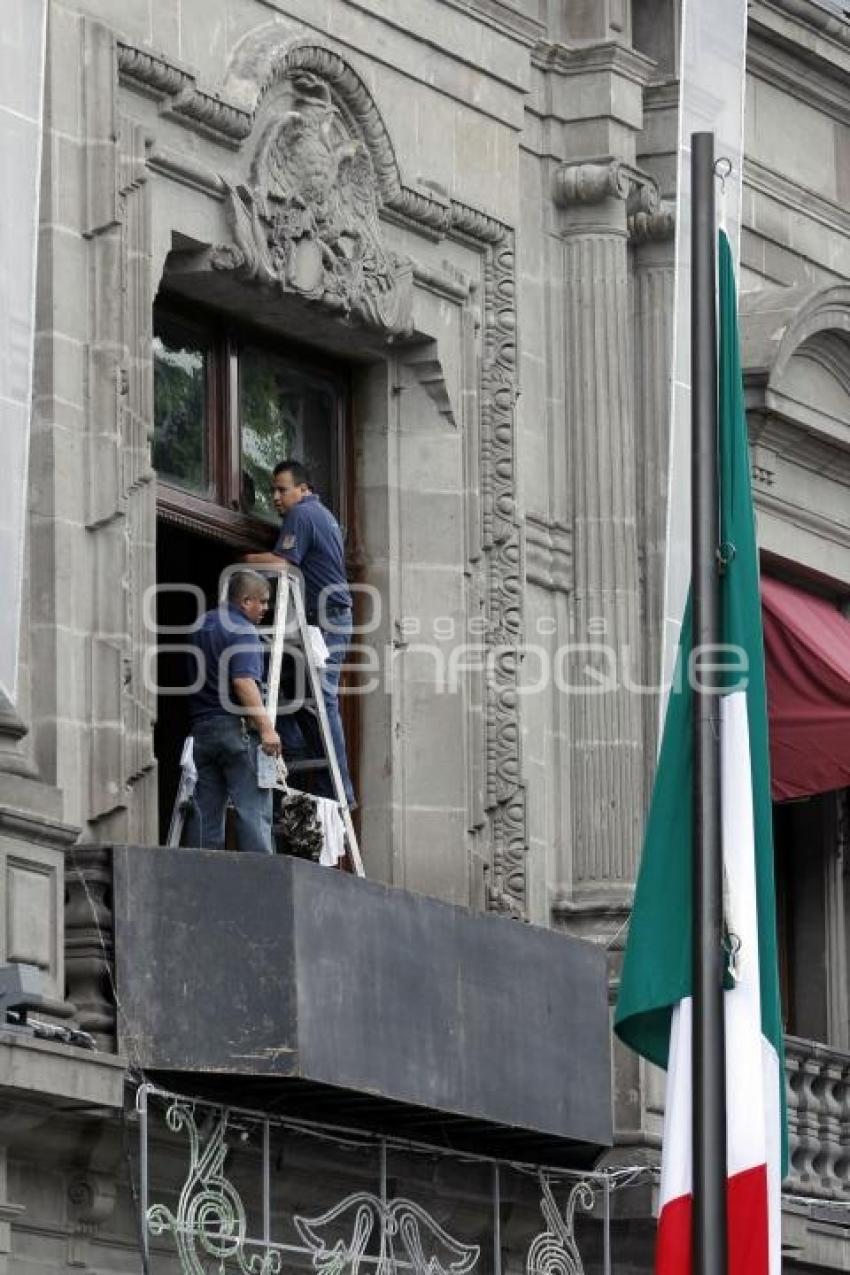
112,847,611,1166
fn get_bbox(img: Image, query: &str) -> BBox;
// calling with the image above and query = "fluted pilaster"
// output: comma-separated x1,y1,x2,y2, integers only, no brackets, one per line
632,213,675,810
557,162,646,898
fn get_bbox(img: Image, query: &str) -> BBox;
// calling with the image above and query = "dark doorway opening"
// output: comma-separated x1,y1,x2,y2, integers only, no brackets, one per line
154,517,362,847
154,520,236,844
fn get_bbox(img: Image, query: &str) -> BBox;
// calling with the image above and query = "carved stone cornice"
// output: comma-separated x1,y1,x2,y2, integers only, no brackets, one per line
754,0,850,50
117,43,252,145
532,39,656,86
553,158,660,214
435,0,544,45
747,25,850,127
745,156,850,238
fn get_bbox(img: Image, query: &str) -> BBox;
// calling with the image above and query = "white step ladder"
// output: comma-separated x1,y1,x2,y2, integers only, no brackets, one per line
167,567,364,877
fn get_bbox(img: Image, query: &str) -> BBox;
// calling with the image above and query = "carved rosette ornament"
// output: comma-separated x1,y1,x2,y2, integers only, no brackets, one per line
212,71,413,337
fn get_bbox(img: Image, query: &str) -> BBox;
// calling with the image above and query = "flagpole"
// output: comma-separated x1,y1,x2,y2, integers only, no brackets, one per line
690,130,727,1275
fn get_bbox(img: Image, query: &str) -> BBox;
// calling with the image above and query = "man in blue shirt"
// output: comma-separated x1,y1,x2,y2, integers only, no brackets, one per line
184,569,281,854
244,459,355,807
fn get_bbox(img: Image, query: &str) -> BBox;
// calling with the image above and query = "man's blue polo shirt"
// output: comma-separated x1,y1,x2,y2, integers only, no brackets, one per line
273,494,352,622
189,604,264,723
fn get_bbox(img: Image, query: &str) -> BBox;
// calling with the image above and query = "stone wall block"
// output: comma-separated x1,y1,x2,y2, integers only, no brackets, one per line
82,20,118,238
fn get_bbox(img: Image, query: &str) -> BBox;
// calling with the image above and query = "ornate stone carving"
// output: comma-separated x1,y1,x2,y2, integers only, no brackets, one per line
117,42,253,145
628,199,675,243
480,236,527,916
553,159,660,215
69,1172,117,1226
212,71,413,336
525,516,572,594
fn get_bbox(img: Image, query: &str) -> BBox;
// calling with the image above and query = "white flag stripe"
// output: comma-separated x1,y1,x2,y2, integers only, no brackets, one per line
721,692,768,1176
658,998,693,1209
763,1037,783,1275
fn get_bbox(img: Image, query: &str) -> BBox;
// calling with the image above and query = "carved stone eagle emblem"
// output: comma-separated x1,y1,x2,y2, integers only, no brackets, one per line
213,71,413,336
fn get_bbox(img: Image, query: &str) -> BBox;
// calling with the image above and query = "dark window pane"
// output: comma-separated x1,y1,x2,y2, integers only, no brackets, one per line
153,320,209,494
239,348,340,523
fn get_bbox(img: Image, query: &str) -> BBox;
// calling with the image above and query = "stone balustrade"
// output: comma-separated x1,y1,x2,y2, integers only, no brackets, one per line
785,1034,850,1200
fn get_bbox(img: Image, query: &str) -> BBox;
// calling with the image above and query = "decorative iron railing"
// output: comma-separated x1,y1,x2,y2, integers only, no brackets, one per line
785,1035,850,1201
136,1085,644,1275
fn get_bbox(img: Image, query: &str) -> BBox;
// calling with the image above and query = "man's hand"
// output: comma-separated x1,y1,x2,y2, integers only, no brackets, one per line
259,724,282,757
232,677,281,757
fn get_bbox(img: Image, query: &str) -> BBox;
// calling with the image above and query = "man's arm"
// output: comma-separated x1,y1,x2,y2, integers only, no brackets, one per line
231,677,282,756
242,551,286,566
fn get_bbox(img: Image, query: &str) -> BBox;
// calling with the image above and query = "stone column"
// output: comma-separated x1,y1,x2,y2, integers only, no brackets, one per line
631,204,676,811
554,160,647,916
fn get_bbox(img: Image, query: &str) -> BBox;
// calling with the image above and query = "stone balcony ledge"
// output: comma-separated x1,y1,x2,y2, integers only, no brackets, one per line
785,1034,850,1201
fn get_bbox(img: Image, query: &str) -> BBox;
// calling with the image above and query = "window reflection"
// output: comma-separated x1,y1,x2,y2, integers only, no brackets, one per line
239,348,339,521
153,321,209,495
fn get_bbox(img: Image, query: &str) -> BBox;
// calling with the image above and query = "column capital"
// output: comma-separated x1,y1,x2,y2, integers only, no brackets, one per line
553,157,660,212
629,198,676,244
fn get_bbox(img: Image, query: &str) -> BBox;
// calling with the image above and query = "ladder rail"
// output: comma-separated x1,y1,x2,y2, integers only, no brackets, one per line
289,583,365,877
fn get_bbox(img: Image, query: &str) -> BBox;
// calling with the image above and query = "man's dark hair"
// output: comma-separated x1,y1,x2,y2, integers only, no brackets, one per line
273,458,311,488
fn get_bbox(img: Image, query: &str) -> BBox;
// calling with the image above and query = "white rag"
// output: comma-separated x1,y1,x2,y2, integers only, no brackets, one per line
307,625,329,669
180,736,198,786
314,797,346,867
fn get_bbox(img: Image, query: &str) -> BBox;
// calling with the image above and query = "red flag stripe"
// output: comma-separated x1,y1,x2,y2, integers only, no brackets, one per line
656,1164,770,1275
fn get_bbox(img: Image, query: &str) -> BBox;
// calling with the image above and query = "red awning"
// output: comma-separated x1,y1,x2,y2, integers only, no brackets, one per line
762,576,850,801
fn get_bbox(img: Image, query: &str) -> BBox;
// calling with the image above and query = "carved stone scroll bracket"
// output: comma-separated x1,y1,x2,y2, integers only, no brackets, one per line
553,159,660,219
400,343,458,428
628,198,675,244
67,1172,118,1269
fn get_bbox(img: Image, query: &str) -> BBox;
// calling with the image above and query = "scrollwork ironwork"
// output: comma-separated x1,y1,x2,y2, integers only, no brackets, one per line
294,1193,480,1275
525,1174,596,1275
147,1102,281,1275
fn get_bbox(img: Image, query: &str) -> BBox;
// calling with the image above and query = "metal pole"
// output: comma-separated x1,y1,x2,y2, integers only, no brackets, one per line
379,1139,388,1207
138,1084,150,1268
602,1175,611,1275
492,1164,502,1275
690,129,727,1275
263,1120,271,1252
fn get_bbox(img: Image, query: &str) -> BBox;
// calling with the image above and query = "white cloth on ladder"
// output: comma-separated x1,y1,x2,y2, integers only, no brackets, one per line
307,625,329,669
180,736,198,788
314,797,346,867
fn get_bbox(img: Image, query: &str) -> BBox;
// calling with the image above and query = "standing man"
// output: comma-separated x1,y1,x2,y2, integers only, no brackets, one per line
184,569,281,854
244,459,355,808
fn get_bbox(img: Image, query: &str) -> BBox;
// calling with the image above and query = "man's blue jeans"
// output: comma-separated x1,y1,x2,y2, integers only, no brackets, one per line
277,611,355,806
184,715,273,853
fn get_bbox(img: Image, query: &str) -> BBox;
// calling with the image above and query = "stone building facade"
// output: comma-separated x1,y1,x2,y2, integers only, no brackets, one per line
0,0,848,1270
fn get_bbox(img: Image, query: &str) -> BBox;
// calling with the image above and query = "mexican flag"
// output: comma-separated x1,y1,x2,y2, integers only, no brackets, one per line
614,231,787,1274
